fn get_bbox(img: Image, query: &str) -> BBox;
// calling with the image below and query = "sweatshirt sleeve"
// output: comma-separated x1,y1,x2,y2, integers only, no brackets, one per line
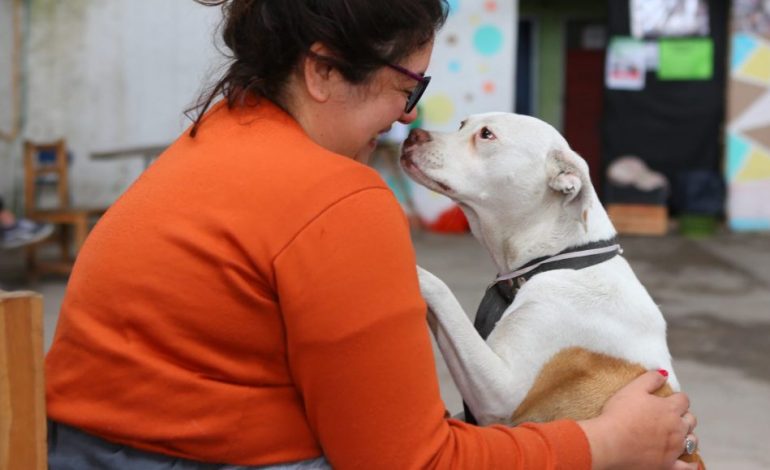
272,187,592,469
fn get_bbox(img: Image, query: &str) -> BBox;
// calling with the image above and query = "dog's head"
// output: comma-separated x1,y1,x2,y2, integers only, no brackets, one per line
400,113,594,227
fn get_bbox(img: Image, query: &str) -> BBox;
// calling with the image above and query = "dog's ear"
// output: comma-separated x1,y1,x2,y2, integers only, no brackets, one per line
547,148,592,227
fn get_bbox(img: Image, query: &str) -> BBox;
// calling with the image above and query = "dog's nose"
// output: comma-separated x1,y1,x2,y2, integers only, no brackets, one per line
404,128,432,148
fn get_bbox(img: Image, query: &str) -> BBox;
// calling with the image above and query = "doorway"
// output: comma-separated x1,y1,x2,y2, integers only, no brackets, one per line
563,21,607,190
515,18,536,116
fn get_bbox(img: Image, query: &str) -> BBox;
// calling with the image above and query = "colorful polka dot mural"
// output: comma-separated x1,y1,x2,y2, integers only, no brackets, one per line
473,25,504,56
385,0,515,232
446,0,460,15
423,94,456,126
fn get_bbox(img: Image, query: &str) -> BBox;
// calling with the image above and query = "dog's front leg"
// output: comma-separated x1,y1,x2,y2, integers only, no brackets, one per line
417,266,523,425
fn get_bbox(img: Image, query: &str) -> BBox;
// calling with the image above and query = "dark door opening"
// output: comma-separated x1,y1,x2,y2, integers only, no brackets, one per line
563,21,606,191
515,19,535,116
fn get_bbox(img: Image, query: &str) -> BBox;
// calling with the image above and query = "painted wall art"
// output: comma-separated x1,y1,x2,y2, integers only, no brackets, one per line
726,0,770,231
398,0,517,231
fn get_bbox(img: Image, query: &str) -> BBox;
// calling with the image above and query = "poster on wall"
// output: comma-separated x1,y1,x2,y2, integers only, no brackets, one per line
732,0,770,39
606,37,646,90
630,0,710,38
658,38,714,79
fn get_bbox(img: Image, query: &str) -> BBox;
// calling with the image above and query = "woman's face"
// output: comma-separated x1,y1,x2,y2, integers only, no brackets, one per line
327,41,434,163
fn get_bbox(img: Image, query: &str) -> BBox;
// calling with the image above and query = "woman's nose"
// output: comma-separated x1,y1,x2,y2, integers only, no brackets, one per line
398,107,419,125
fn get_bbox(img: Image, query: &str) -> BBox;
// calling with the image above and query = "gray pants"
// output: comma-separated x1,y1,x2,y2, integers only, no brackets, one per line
48,420,331,470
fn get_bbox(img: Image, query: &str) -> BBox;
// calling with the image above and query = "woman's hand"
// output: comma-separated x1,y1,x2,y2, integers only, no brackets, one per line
578,370,699,470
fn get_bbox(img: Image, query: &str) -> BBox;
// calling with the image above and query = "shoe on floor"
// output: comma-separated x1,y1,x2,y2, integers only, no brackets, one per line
1,219,55,250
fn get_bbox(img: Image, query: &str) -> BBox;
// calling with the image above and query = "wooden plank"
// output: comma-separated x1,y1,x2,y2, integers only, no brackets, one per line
0,291,47,470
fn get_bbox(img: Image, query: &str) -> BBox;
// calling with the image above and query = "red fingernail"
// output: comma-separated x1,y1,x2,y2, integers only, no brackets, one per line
658,369,669,377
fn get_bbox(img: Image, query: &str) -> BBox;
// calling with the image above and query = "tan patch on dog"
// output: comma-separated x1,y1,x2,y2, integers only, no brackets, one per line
511,347,704,467
511,347,655,424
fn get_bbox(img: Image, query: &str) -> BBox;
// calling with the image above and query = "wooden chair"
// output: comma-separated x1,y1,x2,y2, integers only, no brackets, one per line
24,139,107,279
0,290,47,470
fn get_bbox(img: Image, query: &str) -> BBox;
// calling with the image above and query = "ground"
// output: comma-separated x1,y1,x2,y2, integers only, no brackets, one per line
2,230,769,468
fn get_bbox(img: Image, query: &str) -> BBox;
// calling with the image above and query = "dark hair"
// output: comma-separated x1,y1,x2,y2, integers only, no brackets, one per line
187,0,448,136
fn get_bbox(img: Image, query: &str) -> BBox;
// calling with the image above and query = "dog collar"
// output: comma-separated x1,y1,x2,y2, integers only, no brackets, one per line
463,237,622,426
474,237,622,341
495,240,623,283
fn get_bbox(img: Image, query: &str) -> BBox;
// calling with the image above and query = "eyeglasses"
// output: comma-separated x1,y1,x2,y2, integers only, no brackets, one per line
386,63,431,114
307,51,430,114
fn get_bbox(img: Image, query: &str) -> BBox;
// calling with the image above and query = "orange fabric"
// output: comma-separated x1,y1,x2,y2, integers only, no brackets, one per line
45,100,592,469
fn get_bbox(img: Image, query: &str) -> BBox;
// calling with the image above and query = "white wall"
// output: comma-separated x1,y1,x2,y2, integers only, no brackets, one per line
1,0,17,205
22,0,223,206
0,0,13,134
6,0,517,208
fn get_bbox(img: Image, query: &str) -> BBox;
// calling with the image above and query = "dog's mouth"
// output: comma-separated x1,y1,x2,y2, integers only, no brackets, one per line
400,152,452,193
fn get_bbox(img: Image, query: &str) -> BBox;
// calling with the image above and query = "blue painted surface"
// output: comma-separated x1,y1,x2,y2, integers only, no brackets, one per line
731,33,757,71
473,25,504,56
727,133,751,181
730,218,770,231
446,0,460,15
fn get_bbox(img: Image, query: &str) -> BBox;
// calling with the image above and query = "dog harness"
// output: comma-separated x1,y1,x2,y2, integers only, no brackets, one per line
464,237,622,425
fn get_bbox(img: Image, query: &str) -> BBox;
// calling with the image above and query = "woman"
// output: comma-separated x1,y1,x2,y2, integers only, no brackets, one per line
46,1,698,468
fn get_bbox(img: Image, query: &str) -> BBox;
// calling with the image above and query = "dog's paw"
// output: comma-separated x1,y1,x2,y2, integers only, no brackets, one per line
416,265,452,302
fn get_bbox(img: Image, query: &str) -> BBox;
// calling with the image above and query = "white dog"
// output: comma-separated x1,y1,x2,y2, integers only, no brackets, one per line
400,113,702,464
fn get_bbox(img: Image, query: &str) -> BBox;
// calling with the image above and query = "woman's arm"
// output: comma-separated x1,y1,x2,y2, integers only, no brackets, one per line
273,187,591,469
273,186,698,469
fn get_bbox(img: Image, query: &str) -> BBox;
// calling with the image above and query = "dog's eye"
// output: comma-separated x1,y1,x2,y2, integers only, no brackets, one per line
459,120,466,130
479,127,496,140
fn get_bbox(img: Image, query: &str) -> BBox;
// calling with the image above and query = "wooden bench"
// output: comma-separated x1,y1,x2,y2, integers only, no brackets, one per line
0,290,46,469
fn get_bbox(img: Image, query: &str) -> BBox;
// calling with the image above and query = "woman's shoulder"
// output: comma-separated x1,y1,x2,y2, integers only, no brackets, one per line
154,101,395,223
175,102,380,179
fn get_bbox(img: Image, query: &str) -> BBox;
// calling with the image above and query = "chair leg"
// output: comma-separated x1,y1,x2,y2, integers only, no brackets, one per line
25,244,39,284
73,216,88,254
57,225,70,263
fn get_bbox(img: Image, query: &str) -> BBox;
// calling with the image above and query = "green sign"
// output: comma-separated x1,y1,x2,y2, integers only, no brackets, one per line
658,38,713,80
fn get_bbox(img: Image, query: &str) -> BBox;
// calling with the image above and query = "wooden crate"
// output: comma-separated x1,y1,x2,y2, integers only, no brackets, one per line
606,204,668,236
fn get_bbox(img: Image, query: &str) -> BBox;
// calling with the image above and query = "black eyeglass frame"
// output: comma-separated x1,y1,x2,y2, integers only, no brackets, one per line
305,51,430,114
385,63,431,114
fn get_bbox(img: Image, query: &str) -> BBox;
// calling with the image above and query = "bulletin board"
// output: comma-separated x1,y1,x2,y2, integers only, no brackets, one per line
601,0,728,215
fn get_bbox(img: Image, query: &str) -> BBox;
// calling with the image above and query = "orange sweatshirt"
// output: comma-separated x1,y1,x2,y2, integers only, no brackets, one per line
45,100,592,469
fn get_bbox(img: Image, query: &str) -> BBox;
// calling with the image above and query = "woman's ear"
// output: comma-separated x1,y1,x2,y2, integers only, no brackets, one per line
302,42,336,103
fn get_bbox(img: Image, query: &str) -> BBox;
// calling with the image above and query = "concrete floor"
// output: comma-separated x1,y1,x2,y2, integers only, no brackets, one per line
2,230,769,469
